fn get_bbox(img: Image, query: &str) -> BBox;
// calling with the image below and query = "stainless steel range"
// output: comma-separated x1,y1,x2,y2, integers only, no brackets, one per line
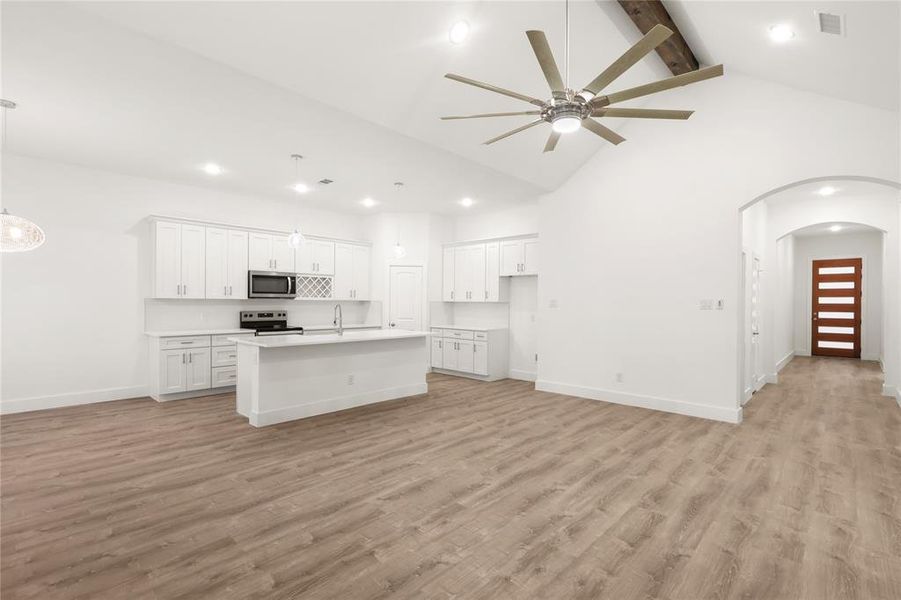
239,311,304,336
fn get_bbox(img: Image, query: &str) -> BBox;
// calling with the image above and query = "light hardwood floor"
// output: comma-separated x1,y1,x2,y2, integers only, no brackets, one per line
2,357,900,599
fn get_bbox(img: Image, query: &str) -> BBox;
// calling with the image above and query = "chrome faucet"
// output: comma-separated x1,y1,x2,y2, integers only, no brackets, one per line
333,304,343,335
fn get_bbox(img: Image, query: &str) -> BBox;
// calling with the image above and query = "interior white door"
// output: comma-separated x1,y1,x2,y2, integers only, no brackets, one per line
750,255,764,393
485,242,500,302
499,240,523,276
457,340,475,373
160,350,187,394
154,221,182,298
227,229,249,298
388,265,423,330
180,224,206,299
431,337,444,368
186,348,211,391
270,235,294,272
442,247,456,301
248,233,273,271
469,245,487,302
205,227,228,299
352,245,370,299
522,238,539,275
333,243,354,300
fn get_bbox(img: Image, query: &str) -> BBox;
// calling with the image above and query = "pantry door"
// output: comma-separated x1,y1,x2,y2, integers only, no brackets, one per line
811,258,862,358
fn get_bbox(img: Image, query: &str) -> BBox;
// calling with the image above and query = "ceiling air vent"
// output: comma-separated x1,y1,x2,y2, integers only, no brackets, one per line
815,11,843,36
318,178,334,185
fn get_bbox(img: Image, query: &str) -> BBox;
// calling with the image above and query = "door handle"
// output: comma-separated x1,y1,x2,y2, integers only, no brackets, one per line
812,312,818,321
390,322,396,328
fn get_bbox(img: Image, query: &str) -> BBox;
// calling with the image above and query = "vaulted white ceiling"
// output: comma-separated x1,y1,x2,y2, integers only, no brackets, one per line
3,1,897,215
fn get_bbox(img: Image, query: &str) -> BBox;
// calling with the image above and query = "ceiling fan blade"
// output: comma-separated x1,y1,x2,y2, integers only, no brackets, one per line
445,73,546,107
526,30,564,93
543,130,561,153
591,108,694,120
595,64,724,106
483,119,545,145
582,118,626,145
441,110,542,120
582,24,673,95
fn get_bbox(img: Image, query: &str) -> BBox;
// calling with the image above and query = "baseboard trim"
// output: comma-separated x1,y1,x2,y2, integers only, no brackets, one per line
896,388,900,409
882,384,897,399
794,349,811,357
153,387,235,402
776,351,794,373
250,383,428,427
534,380,741,424
509,369,537,382
0,385,149,415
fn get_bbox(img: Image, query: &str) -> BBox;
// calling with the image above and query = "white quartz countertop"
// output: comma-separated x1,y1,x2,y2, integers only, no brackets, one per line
429,325,505,332
145,328,256,337
232,329,430,348
302,323,381,332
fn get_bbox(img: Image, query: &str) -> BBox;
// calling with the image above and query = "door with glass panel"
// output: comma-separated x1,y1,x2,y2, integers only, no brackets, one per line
812,258,861,358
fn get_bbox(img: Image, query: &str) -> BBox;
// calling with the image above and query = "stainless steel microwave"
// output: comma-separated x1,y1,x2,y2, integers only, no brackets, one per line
248,271,296,299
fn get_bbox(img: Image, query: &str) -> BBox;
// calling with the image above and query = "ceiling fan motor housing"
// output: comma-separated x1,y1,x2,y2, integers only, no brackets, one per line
544,100,588,125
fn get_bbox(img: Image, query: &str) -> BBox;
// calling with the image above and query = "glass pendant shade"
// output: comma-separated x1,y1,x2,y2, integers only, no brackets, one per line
393,243,407,259
0,209,45,252
287,228,306,249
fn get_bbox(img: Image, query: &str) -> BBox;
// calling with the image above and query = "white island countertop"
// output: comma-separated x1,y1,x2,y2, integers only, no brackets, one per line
231,329,429,348
145,328,256,337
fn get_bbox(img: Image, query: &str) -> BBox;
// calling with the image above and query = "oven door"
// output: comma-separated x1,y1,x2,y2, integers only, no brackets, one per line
247,271,297,298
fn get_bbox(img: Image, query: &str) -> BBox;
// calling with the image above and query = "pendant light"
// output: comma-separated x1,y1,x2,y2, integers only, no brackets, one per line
0,99,45,253
392,182,407,259
287,154,307,249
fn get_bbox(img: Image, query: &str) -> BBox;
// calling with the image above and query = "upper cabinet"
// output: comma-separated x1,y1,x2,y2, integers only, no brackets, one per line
249,233,294,272
205,228,248,299
153,221,205,299
442,235,537,303
499,237,538,276
296,239,335,275
333,243,370,300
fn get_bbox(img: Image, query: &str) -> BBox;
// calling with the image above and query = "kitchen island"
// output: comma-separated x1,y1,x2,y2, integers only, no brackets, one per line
231,329,430,426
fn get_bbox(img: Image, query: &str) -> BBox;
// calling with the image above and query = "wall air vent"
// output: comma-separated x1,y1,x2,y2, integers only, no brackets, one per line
815,11,843,36
318,178,334,185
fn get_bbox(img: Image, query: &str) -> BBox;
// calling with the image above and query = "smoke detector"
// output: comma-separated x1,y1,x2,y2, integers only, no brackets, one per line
815,11,844,36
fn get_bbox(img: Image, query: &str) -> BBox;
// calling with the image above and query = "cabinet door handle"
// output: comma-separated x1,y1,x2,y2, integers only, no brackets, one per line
182,353,185,364
183,284,187,295
188,352,192,364
224,286,227,296
485,290,488,300
438,340,442,348
229,285,233,296
473,344,476,353
450,290,454,300
176,283,181,296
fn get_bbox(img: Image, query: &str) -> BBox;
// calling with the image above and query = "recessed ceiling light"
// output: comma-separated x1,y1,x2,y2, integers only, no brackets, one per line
768,24,795,43
361,197,376,208
817,185,837,196
290,182,310,194
449,20,470,45
459,197,474,207
202,163,224,175
829,224,843,232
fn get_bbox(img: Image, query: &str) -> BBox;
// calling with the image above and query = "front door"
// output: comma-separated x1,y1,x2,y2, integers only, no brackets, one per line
812,258,862,358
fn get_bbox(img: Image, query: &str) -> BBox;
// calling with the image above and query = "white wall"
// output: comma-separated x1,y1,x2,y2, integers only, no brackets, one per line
537,70,899,423
0,154,373,409
792,231,884,361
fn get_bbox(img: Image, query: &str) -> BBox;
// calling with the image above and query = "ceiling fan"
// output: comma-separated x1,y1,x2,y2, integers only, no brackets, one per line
441,4,724,152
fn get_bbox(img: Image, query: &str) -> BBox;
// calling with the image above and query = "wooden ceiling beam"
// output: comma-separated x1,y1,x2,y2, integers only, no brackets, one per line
617,0,699,75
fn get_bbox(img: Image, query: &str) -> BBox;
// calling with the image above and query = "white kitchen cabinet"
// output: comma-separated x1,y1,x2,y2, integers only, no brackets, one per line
454,245,486,302
442,247,456,301
430,327,508,381
185,348,211,391
249,233,294,272
431,337,444,368
499,237,539,276
160,349,188,394
152,220,206,299
485,242,501,302
211,366,237,388
296,239,335,275
333,243,370,300
205,228,248,299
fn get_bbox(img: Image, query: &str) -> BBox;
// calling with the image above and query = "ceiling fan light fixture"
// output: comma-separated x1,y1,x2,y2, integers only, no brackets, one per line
552,115,582,134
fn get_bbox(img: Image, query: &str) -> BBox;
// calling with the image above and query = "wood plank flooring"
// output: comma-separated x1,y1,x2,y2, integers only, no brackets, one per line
2,356,900,599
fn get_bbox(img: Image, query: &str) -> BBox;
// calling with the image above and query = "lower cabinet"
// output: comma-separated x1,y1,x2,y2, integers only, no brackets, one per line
430,328,505,380
150,333,253,400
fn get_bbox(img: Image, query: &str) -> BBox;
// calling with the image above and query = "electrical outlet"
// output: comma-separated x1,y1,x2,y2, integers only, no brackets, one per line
615,372,623,383
347,374,354,385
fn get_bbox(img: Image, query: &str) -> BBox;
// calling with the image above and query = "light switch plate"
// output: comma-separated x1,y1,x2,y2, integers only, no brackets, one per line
699,299,713,310
716,299,725,310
